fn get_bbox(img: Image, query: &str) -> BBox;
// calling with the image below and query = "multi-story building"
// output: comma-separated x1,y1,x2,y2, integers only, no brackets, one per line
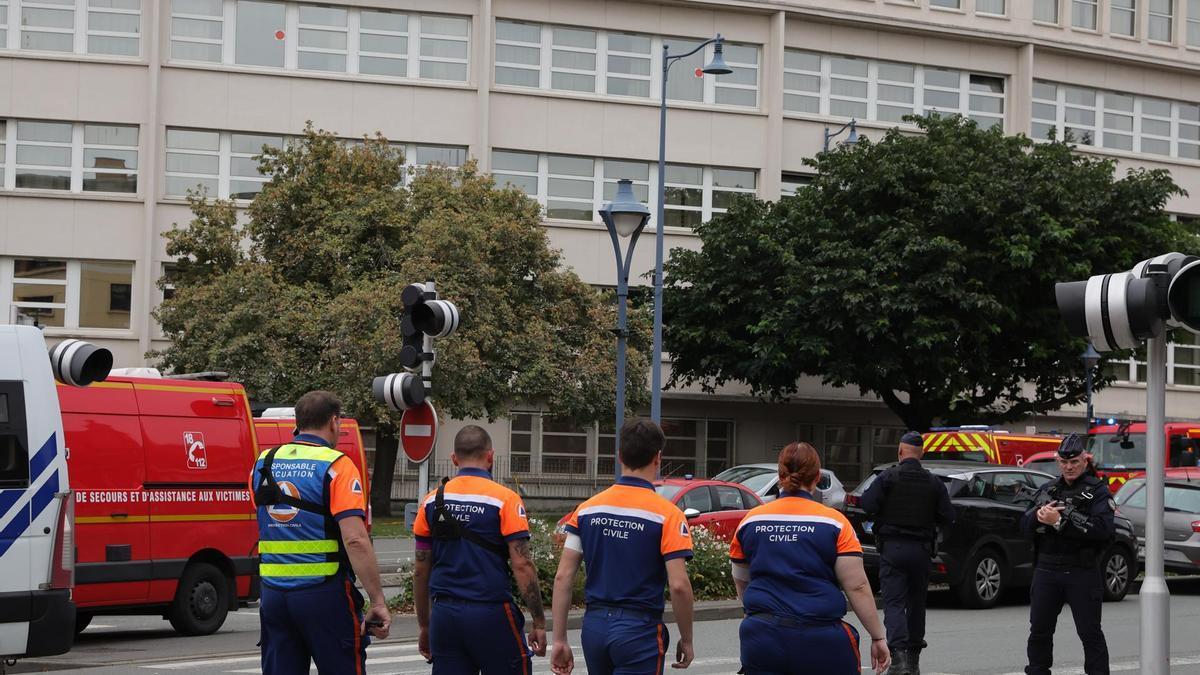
4,0,1200,497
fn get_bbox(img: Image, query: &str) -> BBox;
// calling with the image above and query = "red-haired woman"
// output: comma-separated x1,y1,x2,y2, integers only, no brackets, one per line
729,442,890,674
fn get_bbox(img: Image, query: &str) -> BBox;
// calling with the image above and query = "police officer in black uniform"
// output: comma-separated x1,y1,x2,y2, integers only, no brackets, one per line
1021,433,1114,675
861,431,956,675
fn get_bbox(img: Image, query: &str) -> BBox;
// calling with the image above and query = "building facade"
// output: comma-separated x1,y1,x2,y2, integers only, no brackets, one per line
4,0,1200,498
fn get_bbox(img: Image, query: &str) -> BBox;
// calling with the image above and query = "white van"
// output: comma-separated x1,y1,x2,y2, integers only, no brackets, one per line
0,325,110,660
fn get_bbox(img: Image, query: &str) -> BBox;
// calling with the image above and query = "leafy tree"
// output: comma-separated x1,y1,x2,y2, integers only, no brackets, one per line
663,115,1196,430
155,126,648,513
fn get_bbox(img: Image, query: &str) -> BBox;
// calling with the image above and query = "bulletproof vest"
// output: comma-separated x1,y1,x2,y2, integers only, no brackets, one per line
876,463,940,535
1034,474,1108,568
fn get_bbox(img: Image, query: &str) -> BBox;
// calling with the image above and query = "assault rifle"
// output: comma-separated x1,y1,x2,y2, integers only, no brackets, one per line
1018,483,1093,533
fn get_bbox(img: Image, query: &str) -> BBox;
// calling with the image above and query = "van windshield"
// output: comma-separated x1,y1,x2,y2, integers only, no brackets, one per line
1086,432,1147,470
0,382,29,489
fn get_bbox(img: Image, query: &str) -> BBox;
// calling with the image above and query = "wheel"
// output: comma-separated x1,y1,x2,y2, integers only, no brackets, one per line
74,612,92,635
168,562,230,636
1101,547,1133,602
954,547,1006,609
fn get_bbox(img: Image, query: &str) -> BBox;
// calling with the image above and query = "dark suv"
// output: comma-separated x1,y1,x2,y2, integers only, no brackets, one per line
844,462,1138,609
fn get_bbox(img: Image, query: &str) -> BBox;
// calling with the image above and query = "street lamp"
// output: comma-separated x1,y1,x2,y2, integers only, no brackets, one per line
1081,341,1101,427
600,178,650,478
823,118,859,152
651,34,733,423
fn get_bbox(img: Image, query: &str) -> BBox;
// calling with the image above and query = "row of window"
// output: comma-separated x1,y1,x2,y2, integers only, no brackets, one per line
491,150,757,228
494,21,759,107
1035,0,1190,44
2,0,140,56
783,50,1005,129
1103,331,1200,386
171,0,470,81
1032,80,1200,159
0,119,138,193
509,412,733,478
3,257,133,330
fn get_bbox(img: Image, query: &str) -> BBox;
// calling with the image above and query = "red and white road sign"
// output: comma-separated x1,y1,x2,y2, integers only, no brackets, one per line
400,401,437,464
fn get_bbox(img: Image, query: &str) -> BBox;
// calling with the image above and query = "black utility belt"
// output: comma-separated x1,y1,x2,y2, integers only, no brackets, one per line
745,612,840,629
1036,552,1098,569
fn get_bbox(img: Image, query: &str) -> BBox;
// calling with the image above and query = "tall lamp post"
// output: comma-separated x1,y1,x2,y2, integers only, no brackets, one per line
651,35,732,423
823,118,859,152
600,179,651,478
1081,342,1101,427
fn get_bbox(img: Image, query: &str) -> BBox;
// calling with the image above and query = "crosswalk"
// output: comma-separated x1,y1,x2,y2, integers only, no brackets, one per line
134,643,747,675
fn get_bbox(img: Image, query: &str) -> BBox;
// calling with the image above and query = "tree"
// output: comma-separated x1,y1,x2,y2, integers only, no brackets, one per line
155,126,648,513
663,115,1196,430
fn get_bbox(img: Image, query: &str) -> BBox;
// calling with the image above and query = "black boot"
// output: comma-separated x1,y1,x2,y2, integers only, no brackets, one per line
885,649,911,675
907,648,921,675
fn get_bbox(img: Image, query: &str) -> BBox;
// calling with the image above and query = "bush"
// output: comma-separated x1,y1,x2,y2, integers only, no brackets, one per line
387,518,737,614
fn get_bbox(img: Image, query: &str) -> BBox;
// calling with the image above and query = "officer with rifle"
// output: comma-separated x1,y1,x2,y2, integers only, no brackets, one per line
1020,433,1114,675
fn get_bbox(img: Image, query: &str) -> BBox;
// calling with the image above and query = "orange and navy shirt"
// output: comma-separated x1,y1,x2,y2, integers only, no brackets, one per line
730,490,862,621
564,476,692,614
413,467,530,603
247,433,367,522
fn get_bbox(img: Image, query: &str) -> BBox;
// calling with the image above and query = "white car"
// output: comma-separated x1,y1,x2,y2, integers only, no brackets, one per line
713,463,847,510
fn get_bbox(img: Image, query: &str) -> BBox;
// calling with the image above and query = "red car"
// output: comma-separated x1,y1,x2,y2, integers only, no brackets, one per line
555,477,763,543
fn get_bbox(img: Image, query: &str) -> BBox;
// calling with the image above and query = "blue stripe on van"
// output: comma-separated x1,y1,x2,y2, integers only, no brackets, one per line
0,503,30,559
0,489,21,521
31,473,59,524
29,433,57,484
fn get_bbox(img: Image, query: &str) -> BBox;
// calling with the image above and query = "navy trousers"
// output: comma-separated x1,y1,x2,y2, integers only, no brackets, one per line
878,538,932,652
1025,567,1109,675
581,606,669,675
429,597,532,675
738,614,861,675
260,575,368,675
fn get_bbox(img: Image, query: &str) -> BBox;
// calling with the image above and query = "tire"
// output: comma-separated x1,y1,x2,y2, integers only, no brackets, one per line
168,562,230,636
954,547,1006,609
1101,546,1133,602
74,612,92,635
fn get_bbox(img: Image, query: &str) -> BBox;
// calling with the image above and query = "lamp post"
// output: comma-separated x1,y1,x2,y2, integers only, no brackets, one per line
823,118,859,152
1081,342,1101,427
600,179,651,478
651,35,732,423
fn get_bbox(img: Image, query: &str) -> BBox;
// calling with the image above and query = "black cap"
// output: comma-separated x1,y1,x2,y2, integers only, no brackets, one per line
1057,433,1085,459
900,431,923,449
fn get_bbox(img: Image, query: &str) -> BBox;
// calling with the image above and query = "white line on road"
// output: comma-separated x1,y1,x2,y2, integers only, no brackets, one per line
142,643,418,670
997,653,1200,675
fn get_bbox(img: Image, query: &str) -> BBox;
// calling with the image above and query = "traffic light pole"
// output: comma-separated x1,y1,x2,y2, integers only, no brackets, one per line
417,280,436,501
1142,334,1170,675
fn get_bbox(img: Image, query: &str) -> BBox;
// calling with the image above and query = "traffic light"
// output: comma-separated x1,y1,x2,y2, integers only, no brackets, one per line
1055,252,1200,351
49,338,113,387
374,281,460,412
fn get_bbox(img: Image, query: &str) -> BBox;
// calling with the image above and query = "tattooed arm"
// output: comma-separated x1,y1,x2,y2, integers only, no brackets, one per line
413,548,432,660
508,537,547,656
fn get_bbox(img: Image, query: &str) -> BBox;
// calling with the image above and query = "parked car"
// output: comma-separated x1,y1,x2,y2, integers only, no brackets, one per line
555,477,763,544
1021,450,1061,476
1113,475,1200,574
843,462,1137,609
712,464,847,510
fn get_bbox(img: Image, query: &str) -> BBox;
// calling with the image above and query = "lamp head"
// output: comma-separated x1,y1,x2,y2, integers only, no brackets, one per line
1081,342,1101,370
844,119,859,146
599,179,650,238
702,36,733,76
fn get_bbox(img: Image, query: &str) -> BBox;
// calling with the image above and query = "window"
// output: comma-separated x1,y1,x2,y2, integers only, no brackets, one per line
1141,97,1173,156
229,132,281,198
977,0,1005,14
781,173,813,197
509,413,533,473
825,427,862,487
784,50,1006,129
872,428,905,466
171,0,222,62
0,1,8,49
164,128,220,196
22,0,77,52
1034,0,1060,22
491,149,755,228
1173,332,1200,385
679,486,713,514
1072,0,1099,29
706,420,732,477
1150,0,1175,41
171,3,468,82
87,0,140,55
541,416,588,474
989,472,1034,504
713,485,745,511
0,383,29,489
494,21,759,107
1102,93,1135,151
661,419,699,477
1189,0,1200,45
930,0,961,7
1113,0,1137,36
296,4,347,73
5,257,134,330
6,119,137,193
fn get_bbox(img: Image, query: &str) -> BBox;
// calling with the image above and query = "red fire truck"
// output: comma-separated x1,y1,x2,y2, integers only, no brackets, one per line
921,426,1063,466
1086,421,1200,489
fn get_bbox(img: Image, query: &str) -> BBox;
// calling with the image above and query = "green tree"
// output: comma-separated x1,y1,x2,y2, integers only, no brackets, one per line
663,115,1196,430
155,126,648,512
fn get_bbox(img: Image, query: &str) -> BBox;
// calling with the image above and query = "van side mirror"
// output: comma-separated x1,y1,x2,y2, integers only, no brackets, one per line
683,508,701,519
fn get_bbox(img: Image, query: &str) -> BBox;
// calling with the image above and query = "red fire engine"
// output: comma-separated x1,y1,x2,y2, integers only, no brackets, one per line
1086,420,1200,488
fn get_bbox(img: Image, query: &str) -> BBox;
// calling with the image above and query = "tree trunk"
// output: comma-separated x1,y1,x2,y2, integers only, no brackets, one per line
877,388,935,431
371,425,398,518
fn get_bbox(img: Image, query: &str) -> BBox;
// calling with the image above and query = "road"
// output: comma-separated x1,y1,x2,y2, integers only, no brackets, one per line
14,578,1200,674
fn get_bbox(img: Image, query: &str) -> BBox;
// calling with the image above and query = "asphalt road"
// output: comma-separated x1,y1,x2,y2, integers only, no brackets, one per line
14,579,1200,674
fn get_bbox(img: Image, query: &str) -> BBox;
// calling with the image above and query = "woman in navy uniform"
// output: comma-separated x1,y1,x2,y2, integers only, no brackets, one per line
730,442,890,675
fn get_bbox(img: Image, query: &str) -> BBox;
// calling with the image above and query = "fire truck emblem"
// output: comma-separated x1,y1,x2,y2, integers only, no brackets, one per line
184,432,208,470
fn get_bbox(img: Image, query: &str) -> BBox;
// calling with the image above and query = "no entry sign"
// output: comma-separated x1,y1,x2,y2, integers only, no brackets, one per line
400,401,437,464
